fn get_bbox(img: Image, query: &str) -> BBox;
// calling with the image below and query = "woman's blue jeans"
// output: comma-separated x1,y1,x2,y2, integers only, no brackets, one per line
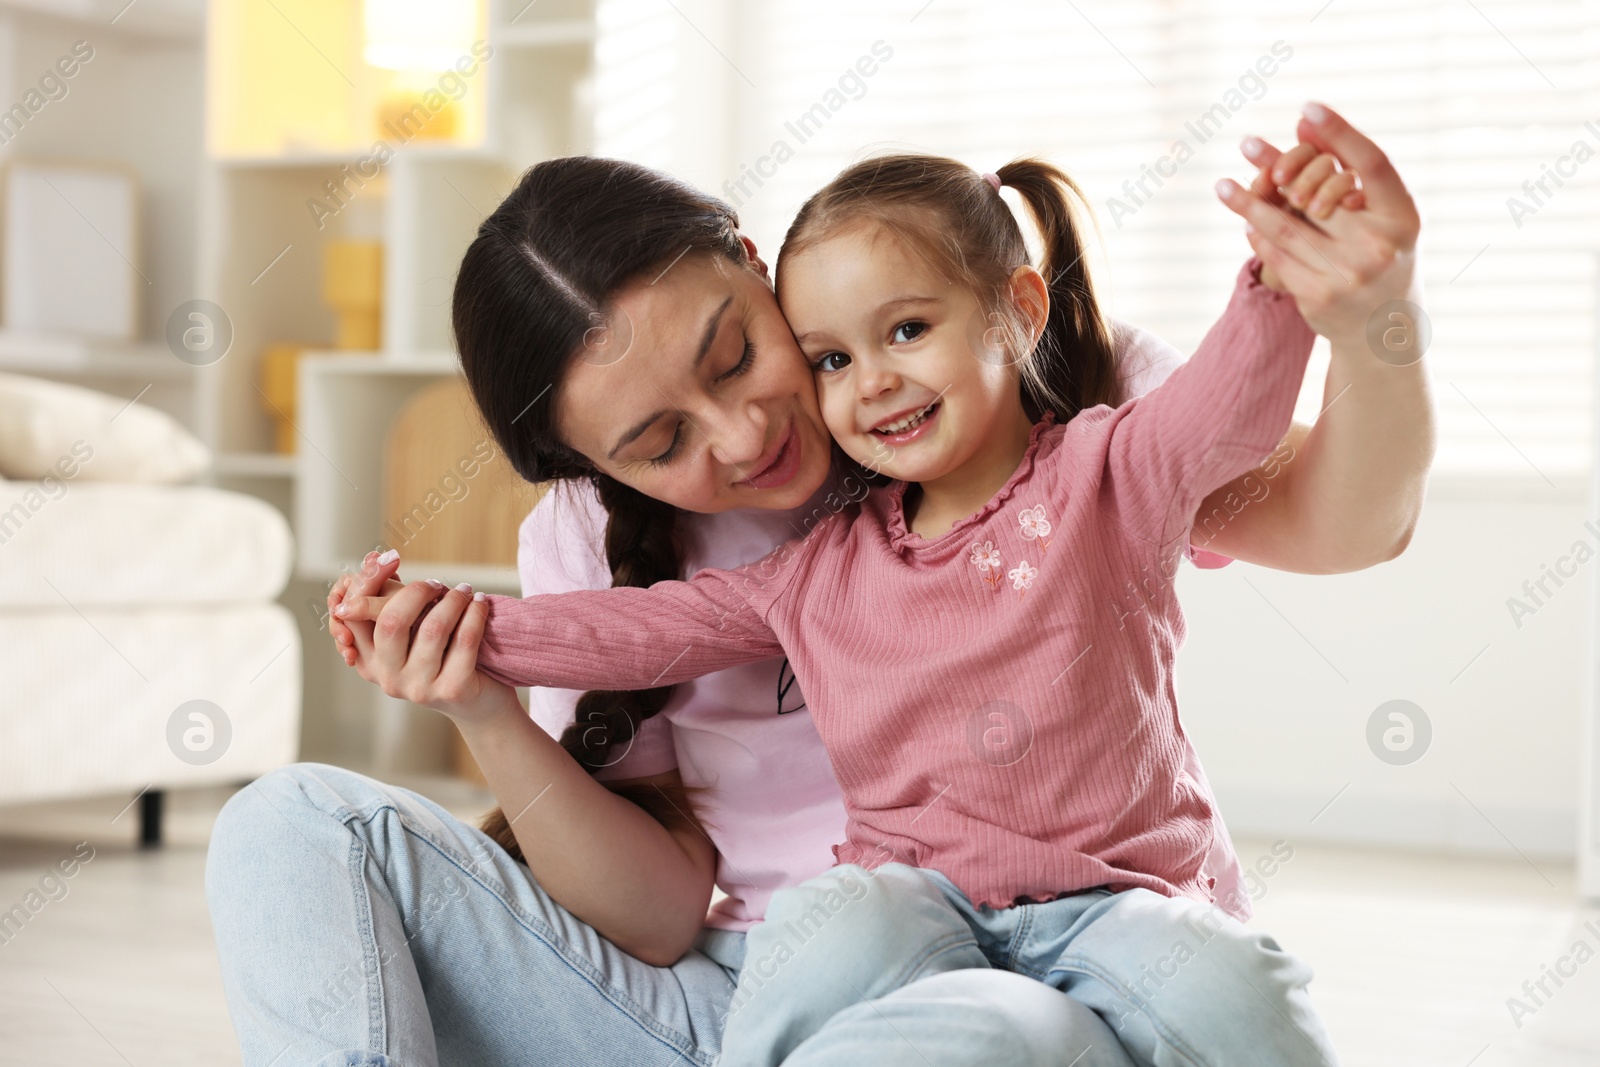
204,763,1133,1066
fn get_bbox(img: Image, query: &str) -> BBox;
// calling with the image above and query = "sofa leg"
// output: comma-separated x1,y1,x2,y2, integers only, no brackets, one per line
139,789,164,848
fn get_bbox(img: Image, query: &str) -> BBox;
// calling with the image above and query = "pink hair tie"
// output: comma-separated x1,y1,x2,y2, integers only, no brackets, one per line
982,172,1002,191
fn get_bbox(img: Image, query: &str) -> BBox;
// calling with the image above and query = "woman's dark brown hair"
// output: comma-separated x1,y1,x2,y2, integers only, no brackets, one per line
452,156,745,859
778,153,1124,423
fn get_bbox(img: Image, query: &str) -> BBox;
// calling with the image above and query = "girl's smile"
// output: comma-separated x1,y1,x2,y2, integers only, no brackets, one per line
869,398,943,445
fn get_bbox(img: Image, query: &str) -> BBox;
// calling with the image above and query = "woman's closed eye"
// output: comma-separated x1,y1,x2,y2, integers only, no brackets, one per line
648,339,757,467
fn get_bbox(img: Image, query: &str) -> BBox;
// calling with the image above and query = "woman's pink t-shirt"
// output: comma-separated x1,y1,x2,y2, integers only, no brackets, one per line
517,321,1249,930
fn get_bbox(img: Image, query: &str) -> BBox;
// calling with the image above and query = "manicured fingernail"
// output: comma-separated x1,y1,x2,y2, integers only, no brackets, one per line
377,549,399,565
334,603,348,617
1214,178,1236,197
1303,101,1329,124
454,582,472,594
1241,136,1264,156
424,578,446,589
472,591,486,602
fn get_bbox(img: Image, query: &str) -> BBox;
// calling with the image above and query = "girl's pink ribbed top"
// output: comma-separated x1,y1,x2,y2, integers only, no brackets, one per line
478,259,1314,911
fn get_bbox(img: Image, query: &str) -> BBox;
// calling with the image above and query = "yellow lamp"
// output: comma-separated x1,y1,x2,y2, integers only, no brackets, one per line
364,0,477,143
363,0,476,71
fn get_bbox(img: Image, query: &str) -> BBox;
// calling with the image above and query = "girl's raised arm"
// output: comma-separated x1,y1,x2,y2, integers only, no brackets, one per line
1094,257,1317,554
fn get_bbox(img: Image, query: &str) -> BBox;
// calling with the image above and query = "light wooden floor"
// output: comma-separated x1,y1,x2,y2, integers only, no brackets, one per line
0,781,1594,1066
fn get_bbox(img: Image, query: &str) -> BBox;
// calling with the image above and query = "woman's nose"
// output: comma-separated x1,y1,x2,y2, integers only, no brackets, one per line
706,406,769,467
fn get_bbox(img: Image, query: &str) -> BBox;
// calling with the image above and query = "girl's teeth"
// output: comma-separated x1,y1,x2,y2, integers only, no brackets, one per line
878,403,933,435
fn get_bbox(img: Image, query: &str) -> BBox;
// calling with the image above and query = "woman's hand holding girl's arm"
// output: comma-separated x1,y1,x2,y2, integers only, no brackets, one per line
1201,101,1435,573
329,553,717,966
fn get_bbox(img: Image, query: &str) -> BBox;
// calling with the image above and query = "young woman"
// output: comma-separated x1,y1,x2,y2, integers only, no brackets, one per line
206,102,1429,1066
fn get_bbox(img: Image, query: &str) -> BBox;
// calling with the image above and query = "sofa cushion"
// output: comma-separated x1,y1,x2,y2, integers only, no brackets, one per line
0,483,293,607
0,371,209,482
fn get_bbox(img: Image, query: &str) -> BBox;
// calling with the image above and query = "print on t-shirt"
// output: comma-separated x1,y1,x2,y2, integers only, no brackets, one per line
776,657,806,714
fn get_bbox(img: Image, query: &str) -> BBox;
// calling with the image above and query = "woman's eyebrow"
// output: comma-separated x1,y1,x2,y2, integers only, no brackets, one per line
607,294,734,461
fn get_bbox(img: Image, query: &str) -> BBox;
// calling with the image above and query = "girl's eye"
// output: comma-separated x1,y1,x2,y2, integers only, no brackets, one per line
892,321,928,344
813,351,850,373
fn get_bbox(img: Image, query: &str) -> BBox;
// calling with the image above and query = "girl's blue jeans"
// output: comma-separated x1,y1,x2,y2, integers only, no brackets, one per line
717,863,1342,1067
204,763,1133,1066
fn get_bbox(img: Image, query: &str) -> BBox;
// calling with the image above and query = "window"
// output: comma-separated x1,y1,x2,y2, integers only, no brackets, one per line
597,0,1600,479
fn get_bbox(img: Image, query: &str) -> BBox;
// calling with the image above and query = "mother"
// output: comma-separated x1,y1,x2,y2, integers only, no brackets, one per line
206,102,1429,1066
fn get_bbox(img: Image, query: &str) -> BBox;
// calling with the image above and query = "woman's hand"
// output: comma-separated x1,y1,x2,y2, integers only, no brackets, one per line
1194,102,1433,573
1216,100,1421,345
331,550,517,725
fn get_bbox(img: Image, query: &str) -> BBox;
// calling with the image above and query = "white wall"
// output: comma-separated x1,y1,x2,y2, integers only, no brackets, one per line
0,7,203,343
1178,474,1589,863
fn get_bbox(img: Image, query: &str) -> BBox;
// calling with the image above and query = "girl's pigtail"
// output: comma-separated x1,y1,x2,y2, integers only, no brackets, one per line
994,159,1122,417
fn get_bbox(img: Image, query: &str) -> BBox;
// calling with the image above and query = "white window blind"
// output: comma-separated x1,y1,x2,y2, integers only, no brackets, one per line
596,0,1600,480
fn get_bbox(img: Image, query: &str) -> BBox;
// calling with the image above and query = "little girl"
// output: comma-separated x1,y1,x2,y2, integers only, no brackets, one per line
370,153,1343,1064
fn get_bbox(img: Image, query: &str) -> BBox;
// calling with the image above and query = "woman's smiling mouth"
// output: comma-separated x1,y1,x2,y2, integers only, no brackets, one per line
738,419,803,489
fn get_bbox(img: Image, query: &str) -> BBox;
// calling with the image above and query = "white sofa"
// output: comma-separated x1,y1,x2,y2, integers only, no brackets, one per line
0,374,301,843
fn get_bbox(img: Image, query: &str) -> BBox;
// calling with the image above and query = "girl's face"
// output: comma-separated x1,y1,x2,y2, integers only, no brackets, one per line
554,243,835,514
777,221,1030,488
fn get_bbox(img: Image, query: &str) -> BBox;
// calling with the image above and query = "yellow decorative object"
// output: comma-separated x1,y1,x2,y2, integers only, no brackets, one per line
323,240,383,350
258,343,306,454
377,91,460,143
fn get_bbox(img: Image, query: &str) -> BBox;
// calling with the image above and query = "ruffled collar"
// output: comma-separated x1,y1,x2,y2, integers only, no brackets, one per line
884,409,1059,550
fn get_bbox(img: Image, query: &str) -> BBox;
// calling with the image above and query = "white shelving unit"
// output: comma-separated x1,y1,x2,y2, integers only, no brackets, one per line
194,0,599,773
294,350,522,591
199,0,596,506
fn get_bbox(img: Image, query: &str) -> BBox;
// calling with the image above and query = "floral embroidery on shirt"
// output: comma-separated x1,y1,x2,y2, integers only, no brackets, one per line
969,540,1003,589
1008,559,1038,597
1018,504,1052,554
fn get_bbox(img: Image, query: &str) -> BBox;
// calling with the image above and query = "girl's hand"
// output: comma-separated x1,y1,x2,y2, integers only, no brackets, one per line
333,554,514,725
328,551,403,667
1217,101,1421,346
1249,142,1365,221
1242,146,1364,293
